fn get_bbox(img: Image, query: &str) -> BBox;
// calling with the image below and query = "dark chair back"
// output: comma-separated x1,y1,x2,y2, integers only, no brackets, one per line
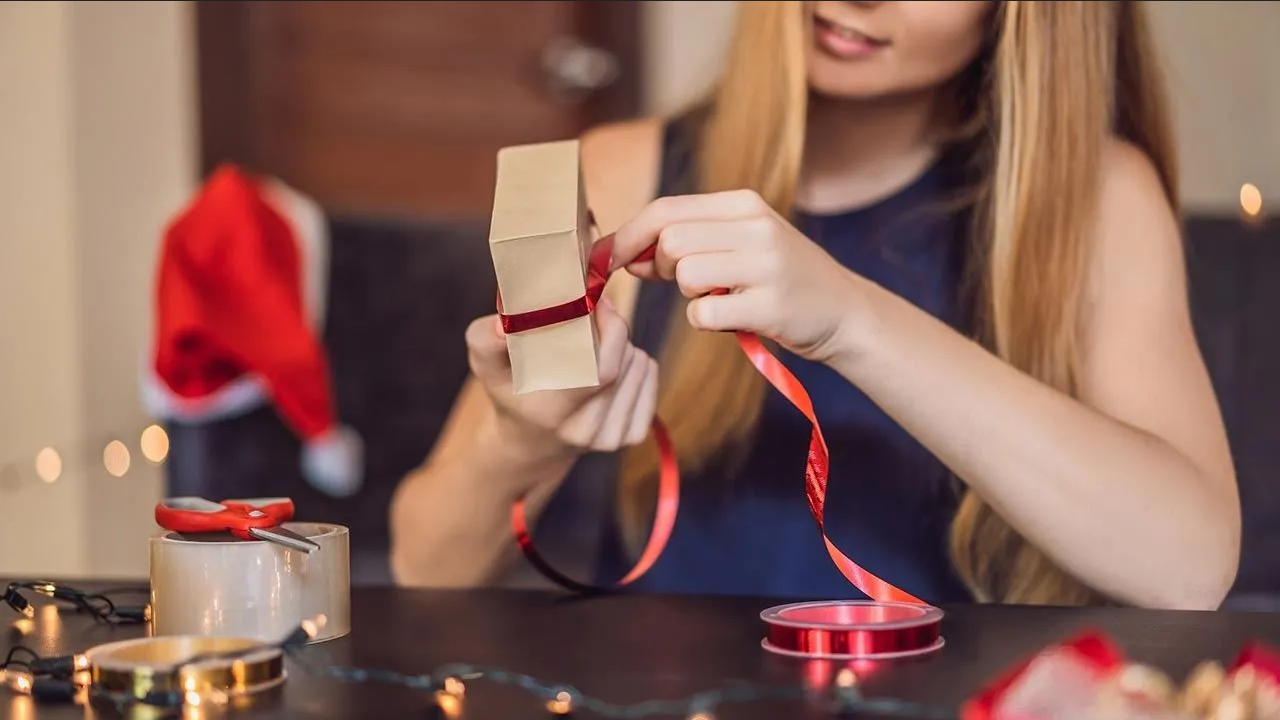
1186,216,1280,597
163,214,494,585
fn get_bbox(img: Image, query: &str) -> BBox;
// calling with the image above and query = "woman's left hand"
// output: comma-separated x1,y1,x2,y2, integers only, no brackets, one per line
609,190,869,363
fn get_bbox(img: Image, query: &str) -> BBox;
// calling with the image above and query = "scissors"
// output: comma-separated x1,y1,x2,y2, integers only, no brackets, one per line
155,497,320,554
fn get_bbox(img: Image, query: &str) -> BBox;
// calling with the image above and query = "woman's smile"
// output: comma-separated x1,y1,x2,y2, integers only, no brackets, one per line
813,13,890,60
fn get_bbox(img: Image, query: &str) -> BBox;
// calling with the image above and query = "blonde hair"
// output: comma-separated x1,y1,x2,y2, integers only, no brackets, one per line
618,0,1178,605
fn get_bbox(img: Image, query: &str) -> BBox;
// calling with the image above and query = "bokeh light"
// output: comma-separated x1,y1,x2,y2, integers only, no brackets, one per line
140,424,170,464
34,448,61,484
103,440,130,478
1241,183,1263,217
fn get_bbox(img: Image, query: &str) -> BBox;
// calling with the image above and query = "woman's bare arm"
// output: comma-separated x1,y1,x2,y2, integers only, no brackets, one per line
389,377,577,586
825,141,1239,609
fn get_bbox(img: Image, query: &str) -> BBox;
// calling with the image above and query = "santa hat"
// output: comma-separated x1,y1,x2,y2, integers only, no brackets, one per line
140,164,364,498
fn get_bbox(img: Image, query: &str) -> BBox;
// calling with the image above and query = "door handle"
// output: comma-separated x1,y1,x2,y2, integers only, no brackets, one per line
542,35,619,103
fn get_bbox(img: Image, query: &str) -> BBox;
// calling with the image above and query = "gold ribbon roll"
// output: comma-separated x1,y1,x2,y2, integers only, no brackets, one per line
87,635,285,705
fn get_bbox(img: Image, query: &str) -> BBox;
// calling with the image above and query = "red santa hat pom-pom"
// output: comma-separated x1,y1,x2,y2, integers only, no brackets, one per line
143,164,364,498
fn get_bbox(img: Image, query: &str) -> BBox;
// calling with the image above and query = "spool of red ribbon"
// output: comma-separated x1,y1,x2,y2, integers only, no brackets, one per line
760,600,944,660
496,213,936,632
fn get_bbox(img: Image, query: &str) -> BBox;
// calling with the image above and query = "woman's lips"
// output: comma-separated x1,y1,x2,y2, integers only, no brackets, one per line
813,15,889,59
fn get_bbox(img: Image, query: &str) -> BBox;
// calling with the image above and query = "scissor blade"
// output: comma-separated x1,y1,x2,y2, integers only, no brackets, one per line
249,526,320,554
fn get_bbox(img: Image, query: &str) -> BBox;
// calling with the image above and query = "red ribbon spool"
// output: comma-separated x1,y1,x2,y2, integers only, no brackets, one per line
761,601,945,661
496,211,944,657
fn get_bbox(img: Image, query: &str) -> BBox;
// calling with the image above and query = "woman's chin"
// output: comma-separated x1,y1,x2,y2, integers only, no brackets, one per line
807,77,897,102
805,64,938,105
806,60,899,100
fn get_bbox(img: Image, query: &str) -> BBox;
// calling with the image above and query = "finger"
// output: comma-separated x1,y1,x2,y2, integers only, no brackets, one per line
465,314,506,353
611,190,772,271
672,251,765,299
621,356,660,447
625,258,656,280
590,346,648,451
594,300,632,386
648,221,749,281
686,292,762,334
465,314,511,376
558,392,612,450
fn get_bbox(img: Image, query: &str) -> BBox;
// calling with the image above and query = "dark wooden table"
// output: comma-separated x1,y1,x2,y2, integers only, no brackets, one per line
4,586,1280,719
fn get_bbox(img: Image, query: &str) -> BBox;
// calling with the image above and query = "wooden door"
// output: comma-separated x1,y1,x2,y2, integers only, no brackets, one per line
196,1,641,221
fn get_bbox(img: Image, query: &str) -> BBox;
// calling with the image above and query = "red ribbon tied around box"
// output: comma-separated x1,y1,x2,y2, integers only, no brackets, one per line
496,220,924,605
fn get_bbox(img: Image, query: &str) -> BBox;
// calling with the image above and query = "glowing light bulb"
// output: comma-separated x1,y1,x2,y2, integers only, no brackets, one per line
140,424,170,463
546,690,573,715
442,677,465,697
34,448,61,483
836,668,858,688
1241,183,1263,217
434,689,463,718
103,440,130,477
1,669,34,695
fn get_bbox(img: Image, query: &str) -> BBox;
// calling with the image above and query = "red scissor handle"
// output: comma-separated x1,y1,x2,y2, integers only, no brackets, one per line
155,497,296,540
221,497,295,523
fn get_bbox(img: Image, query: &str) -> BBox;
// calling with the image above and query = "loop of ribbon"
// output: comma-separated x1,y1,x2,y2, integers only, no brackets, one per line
496,217,924,605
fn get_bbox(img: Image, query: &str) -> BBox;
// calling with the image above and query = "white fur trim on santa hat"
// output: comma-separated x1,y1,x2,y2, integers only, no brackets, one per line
139,354,269,423
262,178,329,331
300,425,365,498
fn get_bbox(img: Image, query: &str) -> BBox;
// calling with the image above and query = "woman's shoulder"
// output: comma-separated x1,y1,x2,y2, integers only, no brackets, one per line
580,117,665,234
579,107,710,229
580,117,667,320
1087,137,1181,290
578,110,708,321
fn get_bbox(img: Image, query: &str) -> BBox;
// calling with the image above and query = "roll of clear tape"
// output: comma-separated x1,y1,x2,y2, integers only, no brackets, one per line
149,522,350,643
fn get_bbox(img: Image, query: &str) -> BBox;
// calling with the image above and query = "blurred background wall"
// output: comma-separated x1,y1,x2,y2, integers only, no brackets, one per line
0,0,1276,579
0,0,196,578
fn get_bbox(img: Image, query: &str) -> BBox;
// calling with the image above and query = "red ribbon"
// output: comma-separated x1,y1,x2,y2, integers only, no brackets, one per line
761,600,943,659
766,620,941,657
498,220,924,604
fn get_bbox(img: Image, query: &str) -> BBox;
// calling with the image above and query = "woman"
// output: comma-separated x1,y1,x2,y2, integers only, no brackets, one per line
390,0,1240,609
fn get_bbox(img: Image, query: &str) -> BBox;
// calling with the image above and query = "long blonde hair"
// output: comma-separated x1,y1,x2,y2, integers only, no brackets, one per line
617,0,1178,605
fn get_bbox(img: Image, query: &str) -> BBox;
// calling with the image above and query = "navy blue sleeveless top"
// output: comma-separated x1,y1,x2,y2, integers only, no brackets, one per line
527,117,975,604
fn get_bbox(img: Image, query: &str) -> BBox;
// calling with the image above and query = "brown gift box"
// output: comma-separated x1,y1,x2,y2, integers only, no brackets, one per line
488,139,601,394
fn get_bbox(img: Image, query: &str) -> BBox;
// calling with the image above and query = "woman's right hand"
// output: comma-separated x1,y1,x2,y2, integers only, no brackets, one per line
465,298,661,462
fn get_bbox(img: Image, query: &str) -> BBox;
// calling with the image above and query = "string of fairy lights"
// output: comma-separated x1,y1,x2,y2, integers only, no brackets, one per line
0,423,171,494
0,582,959,719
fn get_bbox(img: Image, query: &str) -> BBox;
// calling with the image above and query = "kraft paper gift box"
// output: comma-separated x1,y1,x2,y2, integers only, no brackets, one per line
489,139,601,395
